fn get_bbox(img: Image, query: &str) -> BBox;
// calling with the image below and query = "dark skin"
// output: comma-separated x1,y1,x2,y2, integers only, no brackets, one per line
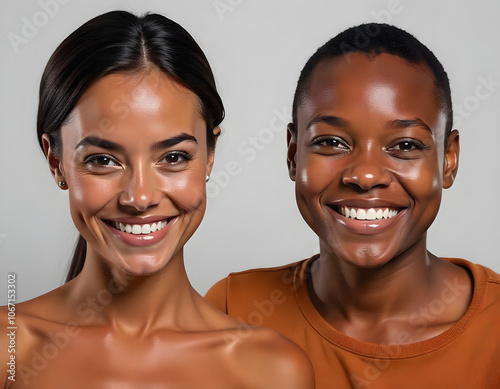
287,53,472,344
1,70,314,388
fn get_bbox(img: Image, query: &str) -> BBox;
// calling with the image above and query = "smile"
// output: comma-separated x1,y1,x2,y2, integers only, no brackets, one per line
108,220,170,235
338,206,400,220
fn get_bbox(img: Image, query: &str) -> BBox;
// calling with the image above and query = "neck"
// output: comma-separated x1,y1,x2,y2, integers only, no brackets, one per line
310,236,435,323
67,248,204,335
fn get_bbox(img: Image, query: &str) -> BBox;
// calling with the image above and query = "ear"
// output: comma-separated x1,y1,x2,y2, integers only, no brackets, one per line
42,133,67,189
442,130,459,189
287,123,297,181
206,126,220,178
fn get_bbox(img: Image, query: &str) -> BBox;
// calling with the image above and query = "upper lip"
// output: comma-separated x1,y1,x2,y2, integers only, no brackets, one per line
103,216,175,225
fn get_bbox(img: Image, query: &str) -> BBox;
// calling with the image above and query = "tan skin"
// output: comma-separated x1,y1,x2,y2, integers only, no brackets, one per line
1,70,314,388
287,53,472,344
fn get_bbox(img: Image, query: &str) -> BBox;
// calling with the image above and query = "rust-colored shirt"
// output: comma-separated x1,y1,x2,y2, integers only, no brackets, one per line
205,257,500,388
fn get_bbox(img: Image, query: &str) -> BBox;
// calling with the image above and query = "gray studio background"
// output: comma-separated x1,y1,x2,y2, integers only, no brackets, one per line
1,0,499,304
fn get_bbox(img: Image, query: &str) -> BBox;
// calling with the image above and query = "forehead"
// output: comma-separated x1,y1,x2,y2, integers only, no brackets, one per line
62,71,206,146
298,53,446,136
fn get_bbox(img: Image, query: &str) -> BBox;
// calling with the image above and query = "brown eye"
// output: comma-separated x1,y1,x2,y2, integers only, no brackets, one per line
311,136,349,149
321,139,341,147
392,140,425,152
399,141,414,151
158,151,193,166
85,154,118,167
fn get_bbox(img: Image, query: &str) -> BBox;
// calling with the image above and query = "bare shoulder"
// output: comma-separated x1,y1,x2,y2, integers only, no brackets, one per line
0,284,75,388
225,325,314,389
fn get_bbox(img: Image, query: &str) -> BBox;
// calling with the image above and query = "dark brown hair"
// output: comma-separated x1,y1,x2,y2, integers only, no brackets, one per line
37,11,224,282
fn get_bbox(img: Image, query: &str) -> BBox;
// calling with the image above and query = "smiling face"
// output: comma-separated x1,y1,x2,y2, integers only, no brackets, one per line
288,53,459,268
44,70,214,276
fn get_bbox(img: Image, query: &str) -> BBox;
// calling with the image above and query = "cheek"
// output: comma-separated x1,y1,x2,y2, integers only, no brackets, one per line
64,160,117,217
296,155,334,196
164,172,206,212
399,158,442,203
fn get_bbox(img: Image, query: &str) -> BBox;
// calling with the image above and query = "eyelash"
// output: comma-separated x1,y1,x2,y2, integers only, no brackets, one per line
388,139,430,152
84,154,118,167
310,136,349,149
83,150,193,170
309,136,430,160
158,151,193,165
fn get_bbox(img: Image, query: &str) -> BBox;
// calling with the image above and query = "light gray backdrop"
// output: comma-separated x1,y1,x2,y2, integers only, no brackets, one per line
1,0,499,304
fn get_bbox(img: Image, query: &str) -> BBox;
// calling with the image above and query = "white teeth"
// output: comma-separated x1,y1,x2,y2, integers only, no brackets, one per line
340,207,400,221
112,220,168,235
366,208,377,220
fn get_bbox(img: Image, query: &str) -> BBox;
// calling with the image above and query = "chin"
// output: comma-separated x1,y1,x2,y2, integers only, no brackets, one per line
113,253,175,277
328,243,400,269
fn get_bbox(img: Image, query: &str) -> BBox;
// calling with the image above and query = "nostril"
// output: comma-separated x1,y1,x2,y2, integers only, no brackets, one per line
342,166,392,190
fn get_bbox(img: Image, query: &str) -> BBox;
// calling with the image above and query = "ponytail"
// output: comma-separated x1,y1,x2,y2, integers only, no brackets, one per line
66,234,86,282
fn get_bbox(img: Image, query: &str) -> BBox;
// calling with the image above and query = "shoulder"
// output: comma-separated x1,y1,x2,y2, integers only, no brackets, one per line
226,326,314,389
0,284,75,379
0,302,41,388
205,260,305,305
445,257,500,288
444,258,500,318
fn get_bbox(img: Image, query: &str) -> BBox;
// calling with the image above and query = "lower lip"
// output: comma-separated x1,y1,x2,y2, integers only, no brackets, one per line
103,218,177,247
328,207,405,235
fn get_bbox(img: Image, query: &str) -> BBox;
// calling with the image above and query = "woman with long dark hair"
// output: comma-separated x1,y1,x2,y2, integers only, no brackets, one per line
0,11,313,388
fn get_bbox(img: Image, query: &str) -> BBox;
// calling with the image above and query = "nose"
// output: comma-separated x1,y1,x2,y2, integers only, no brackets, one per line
342,149,392,190
119,163,161,211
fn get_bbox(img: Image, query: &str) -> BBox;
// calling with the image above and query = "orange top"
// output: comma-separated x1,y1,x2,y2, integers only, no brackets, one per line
205,257,500,388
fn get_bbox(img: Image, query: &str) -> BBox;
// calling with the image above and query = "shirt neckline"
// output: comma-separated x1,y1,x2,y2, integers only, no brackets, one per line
293,255,487,359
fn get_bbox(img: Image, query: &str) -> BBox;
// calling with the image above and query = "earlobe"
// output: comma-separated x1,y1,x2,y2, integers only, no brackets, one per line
443,130,460,189
42,133,67,189
287,123,297,181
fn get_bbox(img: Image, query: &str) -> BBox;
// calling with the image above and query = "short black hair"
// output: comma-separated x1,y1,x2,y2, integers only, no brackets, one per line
291,23,453,139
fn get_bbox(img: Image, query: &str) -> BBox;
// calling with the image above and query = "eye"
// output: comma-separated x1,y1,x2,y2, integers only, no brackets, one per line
310,136,350,153
158,151,192,166
84,154,119,167
387,139,430,158
390,139,427,151
393,140,421,151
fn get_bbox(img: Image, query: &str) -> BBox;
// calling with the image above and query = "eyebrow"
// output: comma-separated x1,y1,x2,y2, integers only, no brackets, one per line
306,116,433,133
390,118,432,133
75,137,124,151
306,115,350,130
75,133,198,152
150,133,198,151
